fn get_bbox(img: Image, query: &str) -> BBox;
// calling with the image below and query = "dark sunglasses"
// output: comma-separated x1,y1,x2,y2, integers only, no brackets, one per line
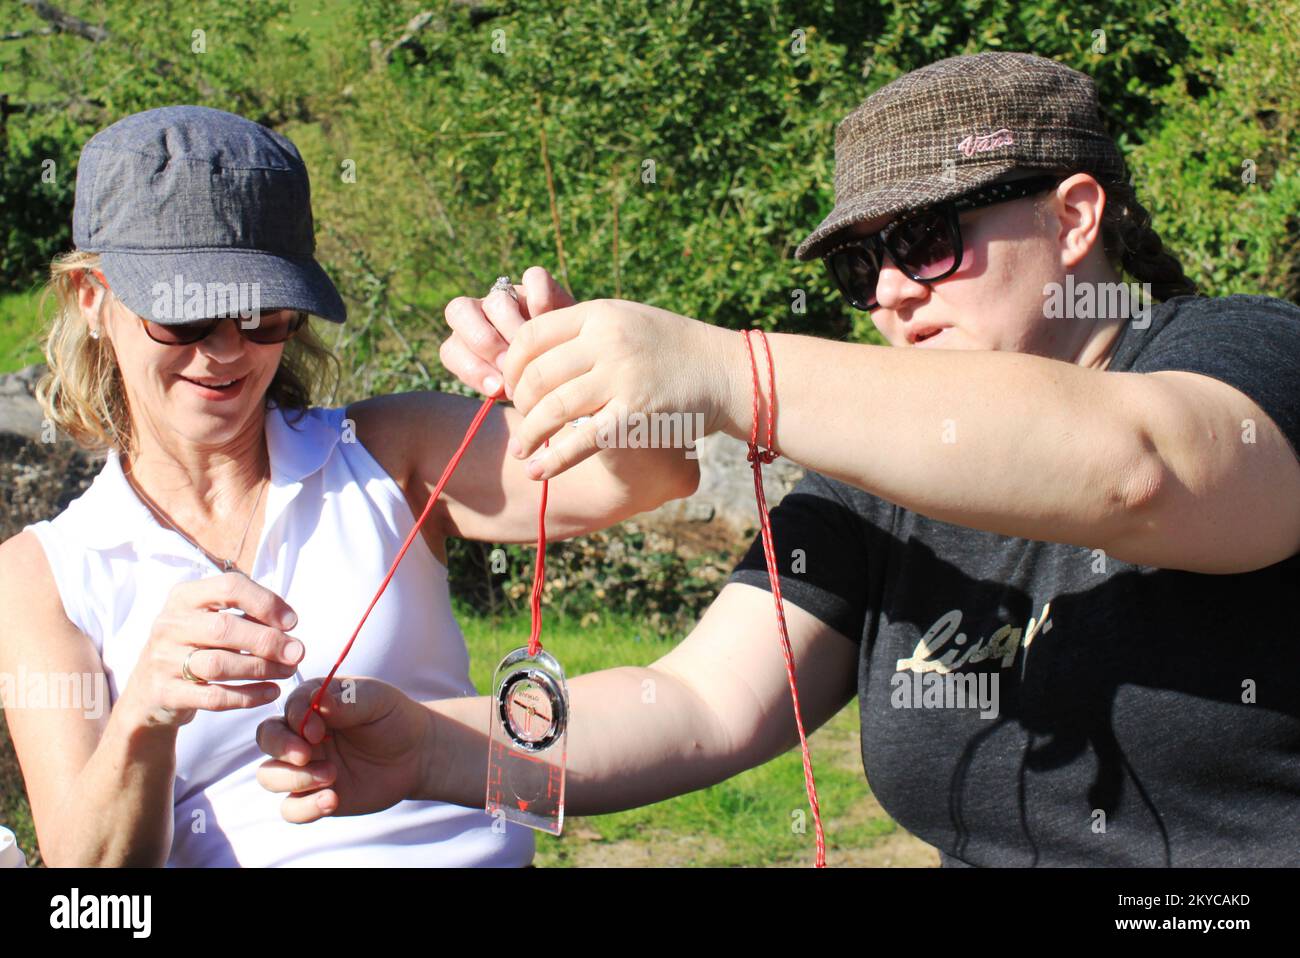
823,174,1061,311
139,310,307,346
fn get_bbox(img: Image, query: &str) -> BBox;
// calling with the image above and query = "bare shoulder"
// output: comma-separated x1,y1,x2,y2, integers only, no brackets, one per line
343,391,479,487
341,392,477,557
0,529,89,657
342,393,423,491
0,530,59,619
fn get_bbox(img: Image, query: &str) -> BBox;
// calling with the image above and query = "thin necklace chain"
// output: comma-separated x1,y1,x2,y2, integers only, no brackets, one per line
124,455,269,574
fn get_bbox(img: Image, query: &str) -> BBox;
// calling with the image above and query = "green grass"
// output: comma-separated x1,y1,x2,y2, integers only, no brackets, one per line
0,288,46,375
458,607,899,867
286,0,352,40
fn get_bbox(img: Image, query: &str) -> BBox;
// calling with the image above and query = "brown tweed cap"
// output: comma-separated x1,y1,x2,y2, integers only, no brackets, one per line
796,51,1129,261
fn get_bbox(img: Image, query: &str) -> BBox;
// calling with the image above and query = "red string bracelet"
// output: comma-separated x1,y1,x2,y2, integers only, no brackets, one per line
298,392,551,738
741,328,827,868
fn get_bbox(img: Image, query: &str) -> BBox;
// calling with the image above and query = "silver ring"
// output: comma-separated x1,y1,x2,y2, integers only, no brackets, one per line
181,648,208,685
490,275,519,303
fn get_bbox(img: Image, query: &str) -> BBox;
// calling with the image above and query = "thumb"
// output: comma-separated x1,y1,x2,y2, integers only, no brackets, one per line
289,676,389,740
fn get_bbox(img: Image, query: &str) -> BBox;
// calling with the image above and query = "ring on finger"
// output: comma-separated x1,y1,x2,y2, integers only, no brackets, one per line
490,275,519,303
182,648,208,685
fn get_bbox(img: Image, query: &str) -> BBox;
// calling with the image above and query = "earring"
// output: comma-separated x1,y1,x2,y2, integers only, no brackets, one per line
89,327,101,340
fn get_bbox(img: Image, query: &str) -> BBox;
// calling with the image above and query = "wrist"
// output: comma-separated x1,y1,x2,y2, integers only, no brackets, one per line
111,684,182,746
414,698,443,802
704,324,753,441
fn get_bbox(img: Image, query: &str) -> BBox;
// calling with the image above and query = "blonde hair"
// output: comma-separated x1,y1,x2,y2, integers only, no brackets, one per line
35,250,343,458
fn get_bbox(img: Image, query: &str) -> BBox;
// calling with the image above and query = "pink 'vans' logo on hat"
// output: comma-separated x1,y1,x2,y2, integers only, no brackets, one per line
956,128,1015,157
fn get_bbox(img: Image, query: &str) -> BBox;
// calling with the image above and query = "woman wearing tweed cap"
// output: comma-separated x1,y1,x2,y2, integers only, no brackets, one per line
258,52,1300,866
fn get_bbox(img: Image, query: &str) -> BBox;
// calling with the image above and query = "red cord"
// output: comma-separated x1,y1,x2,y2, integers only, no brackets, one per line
299,334,822,868
742,329,827,868
527,445,549,658
298,393,550,738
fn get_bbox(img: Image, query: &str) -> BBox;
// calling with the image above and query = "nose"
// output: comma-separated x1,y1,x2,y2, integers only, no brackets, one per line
873,256,932,314
197,318,249,361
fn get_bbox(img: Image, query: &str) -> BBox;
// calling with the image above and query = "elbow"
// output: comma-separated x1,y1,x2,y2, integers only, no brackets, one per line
673,456,702,502
629,452,701,514
1121,446,1166,516
1104,442,1167,555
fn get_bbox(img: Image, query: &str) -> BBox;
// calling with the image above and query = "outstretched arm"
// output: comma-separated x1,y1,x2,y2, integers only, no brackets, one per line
255,583,858,820
501,299,1300,573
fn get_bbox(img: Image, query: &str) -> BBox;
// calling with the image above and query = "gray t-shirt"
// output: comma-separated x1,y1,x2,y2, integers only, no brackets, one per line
729,293,1300,866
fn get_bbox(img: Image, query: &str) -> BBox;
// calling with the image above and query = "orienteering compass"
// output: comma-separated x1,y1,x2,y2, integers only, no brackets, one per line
497,665,567,751
486,646,570,834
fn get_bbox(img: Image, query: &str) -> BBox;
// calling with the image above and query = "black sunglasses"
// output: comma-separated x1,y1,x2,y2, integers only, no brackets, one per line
140,310,308,346
823,174,1061,311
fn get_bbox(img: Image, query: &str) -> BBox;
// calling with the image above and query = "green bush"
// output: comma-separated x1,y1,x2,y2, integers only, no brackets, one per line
0,127,76,290
1129,0,1300,300
6,0,1296,386
325,0,1203,357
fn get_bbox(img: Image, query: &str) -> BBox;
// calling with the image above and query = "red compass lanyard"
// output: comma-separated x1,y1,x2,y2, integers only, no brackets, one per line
741,329,825,867
296,389,550,737
303,330,825,866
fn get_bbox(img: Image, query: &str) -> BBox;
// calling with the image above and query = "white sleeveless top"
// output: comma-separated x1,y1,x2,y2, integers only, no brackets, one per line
23,402,534,867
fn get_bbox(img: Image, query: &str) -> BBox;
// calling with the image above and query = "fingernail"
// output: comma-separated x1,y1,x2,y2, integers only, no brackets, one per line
494,351,509,369
526,453,547,479
484,376,501,396
282,611,298,629
508,436,521,458
285,640,304,662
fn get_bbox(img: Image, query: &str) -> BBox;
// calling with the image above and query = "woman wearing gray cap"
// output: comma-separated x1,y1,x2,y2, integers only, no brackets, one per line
257,52,1300,866
0,105,697,866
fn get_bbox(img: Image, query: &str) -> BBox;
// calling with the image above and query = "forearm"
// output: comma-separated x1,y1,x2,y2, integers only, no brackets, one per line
447,398,696,544
713,328,1159,549
562,447,698,532
514,415,700,540
419,665,748,815
44,712,178,867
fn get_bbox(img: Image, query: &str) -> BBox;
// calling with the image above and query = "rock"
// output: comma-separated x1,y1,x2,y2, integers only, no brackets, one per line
0,364,49,442
638,431,804,548
0,364,103,537
0,363,42,397
0,395,47,443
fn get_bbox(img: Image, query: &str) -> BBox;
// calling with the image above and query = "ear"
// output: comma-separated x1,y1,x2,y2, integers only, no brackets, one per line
74,268,105,323
1048,173,1107,270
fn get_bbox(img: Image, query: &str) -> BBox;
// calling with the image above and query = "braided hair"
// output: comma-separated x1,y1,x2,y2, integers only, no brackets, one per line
1095,175,1200,302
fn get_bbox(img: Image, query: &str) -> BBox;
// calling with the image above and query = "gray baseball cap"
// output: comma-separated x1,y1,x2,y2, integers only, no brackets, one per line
72,105,346,324
796,52,1129,261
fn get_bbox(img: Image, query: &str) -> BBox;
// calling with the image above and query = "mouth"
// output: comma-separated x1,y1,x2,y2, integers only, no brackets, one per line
177,373,247,398
909,325,950,346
